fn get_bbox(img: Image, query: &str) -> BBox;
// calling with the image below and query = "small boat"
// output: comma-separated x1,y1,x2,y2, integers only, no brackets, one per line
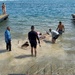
72,14,75,19
0,14,9,22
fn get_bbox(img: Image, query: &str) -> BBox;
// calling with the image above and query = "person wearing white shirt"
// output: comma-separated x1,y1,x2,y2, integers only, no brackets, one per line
49,29,59,43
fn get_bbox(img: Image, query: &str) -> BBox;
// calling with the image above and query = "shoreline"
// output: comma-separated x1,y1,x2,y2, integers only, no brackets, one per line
0,35,75,75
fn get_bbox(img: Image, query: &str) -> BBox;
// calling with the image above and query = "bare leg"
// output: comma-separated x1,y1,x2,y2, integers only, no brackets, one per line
31,47,33,56
52,39,55,43
53,39,56,43
4,8,6,14
34,48,37,57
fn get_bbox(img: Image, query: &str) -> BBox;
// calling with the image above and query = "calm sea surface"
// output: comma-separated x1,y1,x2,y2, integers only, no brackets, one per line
0,0,75,51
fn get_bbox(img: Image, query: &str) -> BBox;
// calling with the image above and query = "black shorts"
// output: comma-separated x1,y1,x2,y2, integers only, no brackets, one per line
53,35,59,40
30,41,37,48
58,30,63,35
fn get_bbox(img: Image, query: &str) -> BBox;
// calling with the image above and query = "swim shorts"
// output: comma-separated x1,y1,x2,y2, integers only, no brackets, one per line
30,41,37,48
53,35,59,39
58,30,63,35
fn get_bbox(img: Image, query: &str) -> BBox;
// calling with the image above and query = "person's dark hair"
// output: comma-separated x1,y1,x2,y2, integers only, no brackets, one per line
59,21,62,24
2,3,4,4
49,29,51,32
7,26,10,31
39,33,42,35
31,25,34,30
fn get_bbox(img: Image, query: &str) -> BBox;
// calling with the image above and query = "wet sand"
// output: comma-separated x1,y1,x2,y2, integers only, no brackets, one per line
0,35,75,75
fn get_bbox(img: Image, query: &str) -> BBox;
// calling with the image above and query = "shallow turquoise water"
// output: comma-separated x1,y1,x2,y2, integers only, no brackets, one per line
0,0,75,51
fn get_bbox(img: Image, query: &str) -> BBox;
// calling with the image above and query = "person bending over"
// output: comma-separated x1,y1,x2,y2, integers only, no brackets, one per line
49,29,59,43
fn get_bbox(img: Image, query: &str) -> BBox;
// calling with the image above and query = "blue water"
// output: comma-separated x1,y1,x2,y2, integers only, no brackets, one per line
0,0,75,51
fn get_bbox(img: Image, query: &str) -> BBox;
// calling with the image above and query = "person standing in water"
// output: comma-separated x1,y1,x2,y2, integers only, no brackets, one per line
28,26,40,57
56,21,65,35
5,27,11,51
2,3,6,14
49,28,59,43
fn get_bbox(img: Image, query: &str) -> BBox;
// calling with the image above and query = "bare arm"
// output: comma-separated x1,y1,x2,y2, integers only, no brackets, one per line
56,25,59,31
36,35,40,44
63,25,65,32
28,32,30,41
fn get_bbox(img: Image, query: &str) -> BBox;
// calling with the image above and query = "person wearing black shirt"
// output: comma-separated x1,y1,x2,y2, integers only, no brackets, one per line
28,26,40,57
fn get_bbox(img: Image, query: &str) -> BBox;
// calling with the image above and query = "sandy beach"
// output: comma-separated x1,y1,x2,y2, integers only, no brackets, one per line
0,34,75,75
0,0,75,75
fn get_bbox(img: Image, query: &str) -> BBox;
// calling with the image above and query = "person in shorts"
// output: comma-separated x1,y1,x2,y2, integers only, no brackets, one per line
56,21,65,35
49,29,59,43
28,26,40,57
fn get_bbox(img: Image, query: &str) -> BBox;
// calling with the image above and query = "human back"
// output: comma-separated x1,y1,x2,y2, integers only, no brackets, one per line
28,30,38,42
51,30,59,37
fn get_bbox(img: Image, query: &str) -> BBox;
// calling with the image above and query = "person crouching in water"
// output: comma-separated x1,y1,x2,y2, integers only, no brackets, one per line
49,29,59,43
